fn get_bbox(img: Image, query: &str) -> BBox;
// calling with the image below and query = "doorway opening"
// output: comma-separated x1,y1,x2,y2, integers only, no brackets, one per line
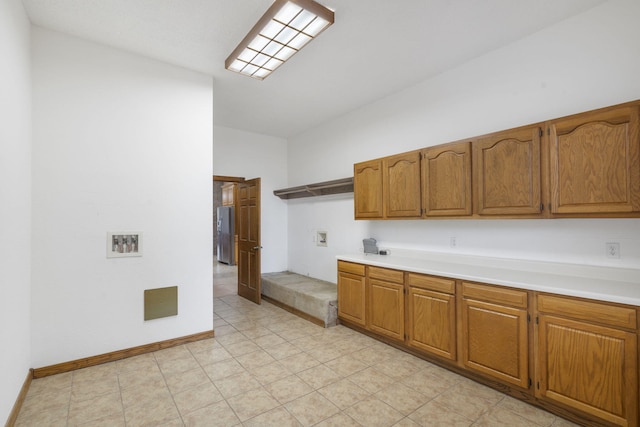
213,175,243,297
213,259,237,297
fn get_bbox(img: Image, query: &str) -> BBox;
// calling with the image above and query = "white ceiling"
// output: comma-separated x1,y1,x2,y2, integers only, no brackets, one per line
22,0,605,138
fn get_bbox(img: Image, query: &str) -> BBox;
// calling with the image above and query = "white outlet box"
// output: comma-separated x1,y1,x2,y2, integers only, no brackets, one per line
450,236,457,248
606,242,620,259
317,231,327,247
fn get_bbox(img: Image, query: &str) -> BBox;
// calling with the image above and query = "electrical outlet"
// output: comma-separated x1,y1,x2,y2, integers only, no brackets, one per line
606,242,620,259
450,237,457,248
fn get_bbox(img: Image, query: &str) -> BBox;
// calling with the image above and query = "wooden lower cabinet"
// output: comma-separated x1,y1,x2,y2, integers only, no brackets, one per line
337,262,640,426
367,266,405,341
536,294,638,427
407,273,456,360
337,261,366,326
460,282,530,389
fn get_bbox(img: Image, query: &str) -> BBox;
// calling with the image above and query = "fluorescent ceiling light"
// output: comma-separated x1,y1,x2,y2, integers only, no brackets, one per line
225,0,334,80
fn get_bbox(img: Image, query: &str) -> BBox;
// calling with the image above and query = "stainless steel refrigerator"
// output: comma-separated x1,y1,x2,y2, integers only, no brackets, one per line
216,206,235,265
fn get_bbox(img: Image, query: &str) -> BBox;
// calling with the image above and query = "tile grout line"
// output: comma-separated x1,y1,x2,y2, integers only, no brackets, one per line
115,368,127,427
153,349,186,426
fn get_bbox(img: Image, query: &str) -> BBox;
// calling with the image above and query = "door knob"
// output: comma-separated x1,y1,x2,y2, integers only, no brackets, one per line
252,246,262,250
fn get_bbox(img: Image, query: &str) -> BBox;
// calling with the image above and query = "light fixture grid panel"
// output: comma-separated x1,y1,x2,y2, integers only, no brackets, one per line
225,0,335,79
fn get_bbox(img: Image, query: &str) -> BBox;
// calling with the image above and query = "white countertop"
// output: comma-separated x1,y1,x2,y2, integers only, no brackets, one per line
337,250,640,306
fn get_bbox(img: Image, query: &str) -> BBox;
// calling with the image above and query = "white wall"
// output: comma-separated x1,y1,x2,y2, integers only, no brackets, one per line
213,125,288,273
287,0,640,283
31,28,214,367
0,0,32,421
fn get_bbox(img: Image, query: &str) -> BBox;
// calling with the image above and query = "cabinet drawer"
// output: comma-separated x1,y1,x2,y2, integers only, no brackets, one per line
338,261,365,276
368,266,404,283
462,282,528,308
407,273,455,294
537,294,637,330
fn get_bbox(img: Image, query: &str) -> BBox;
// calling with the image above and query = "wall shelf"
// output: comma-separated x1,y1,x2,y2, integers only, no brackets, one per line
274,177,354,199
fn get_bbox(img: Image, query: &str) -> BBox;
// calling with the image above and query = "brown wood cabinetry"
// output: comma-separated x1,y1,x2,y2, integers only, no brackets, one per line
222,183,236,206
383,151,422,218
367,266,405,341
549,103,640,215
422,142,472,217
407,273,456,360
536,294,638,427
337,261,366,326
354,159,384,219
473,125,543,216
461,282,530,389
354,100,640,220
337,260,640,426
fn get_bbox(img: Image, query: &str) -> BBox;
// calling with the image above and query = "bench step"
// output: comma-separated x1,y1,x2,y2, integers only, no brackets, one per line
261,272,337,327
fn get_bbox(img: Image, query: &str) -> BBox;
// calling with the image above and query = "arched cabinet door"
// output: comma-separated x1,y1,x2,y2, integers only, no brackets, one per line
473,125,543,216
383,151,422,218
354,159,383,219
422,141,472,217
549,104,640,215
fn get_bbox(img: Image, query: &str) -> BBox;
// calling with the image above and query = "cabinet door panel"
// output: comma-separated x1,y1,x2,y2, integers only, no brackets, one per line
368,279,404,341
462,299,529,388
550,105,640,214
537,315,638,427
337,271,366,326
474,126,542,215
354,159,383,219
383,152,422,218
422,142,472,216
408,287,456,360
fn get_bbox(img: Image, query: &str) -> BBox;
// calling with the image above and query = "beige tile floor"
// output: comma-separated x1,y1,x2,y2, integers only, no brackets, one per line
212,259,238,298
15,262,581,427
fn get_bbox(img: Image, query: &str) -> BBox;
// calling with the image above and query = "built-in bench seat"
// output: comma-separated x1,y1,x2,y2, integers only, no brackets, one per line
261,272,337,327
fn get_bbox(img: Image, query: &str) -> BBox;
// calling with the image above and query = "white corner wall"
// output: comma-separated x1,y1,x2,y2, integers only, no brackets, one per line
0,0,32,421
287,0,640,283
213,125,288,273
31,28,214,367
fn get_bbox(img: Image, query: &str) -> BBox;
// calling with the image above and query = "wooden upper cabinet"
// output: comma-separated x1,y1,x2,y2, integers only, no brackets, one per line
383,151,422,218
422,141,472,217
354,159,384,219
474,125,542,216
222,183,235,206
354,100,640,220
549,104,640,215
